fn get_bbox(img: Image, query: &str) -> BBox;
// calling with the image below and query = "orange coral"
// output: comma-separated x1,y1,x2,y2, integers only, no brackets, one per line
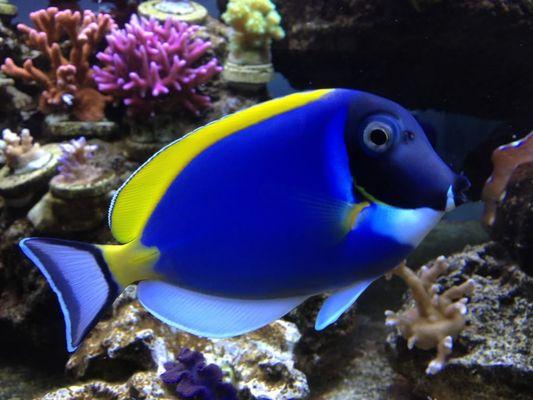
481,132,533,227
1,7,114,121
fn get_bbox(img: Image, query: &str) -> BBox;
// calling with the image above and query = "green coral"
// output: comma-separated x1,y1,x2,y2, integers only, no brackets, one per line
222,0,285,50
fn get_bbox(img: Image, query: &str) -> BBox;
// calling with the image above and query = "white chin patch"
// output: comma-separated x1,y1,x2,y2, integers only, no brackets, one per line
445,185,456,212
361,205,444,247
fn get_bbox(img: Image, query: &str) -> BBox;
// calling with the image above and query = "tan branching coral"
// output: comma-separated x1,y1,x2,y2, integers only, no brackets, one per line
385,258,475,375
1,128,50,174
481,131,533,228
1,7,115,121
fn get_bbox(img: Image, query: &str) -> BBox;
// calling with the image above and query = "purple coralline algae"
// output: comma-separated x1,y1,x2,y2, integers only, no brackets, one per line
160,348,238,400
93,15,222,116
53,136,102,184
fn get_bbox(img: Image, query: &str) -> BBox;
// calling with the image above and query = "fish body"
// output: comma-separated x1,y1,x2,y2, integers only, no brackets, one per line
142,89,423,297
20,89,469,351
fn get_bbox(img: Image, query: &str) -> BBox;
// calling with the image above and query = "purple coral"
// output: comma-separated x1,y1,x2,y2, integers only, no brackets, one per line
160,348,238,400
54,137,102,184
93,15,222,116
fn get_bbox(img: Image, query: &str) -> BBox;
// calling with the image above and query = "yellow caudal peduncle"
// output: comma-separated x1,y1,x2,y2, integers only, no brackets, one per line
98,240,161,288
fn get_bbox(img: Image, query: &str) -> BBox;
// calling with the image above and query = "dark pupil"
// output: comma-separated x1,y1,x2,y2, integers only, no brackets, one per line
369,129,388,146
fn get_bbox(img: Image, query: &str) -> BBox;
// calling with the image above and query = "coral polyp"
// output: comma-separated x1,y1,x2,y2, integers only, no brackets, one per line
1,7,115,121
93,15,222,116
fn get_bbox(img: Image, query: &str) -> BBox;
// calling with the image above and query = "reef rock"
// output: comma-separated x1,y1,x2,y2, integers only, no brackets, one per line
219,0,533,120
0,218,66,355
64,286,309,400
38,371,168,400
490,162,533,273
386,242,532,400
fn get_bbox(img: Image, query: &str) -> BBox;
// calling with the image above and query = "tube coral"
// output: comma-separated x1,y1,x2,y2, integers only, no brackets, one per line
385,259,475,375
93,15,222,116
222,0,285,50
1,7,115,121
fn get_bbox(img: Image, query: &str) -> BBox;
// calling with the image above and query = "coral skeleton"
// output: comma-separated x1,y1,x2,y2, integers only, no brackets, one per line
1,7,115,121
385,258,475,375
160,348,238,400
222,0,285,51
93,15,222,116
481,131,533,228
53,136,102,184
1,128,50,174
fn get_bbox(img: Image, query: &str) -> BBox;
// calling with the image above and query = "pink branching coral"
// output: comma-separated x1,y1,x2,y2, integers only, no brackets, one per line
385,258,475,375
1,128,50,173
1,7,115,121
53,136,102,184
93,15,222,116
481,132,533,228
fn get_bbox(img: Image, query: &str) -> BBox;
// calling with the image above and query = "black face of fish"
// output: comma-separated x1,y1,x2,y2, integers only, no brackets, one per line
344,93,470,211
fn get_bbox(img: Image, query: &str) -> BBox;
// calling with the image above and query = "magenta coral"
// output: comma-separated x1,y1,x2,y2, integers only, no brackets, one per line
93,15,222,116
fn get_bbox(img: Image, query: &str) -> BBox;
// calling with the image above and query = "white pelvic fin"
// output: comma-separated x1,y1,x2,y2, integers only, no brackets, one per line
315,278,375,330
137,280,309,338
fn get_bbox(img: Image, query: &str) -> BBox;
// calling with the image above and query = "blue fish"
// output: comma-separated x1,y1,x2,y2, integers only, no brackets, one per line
20,89,469,352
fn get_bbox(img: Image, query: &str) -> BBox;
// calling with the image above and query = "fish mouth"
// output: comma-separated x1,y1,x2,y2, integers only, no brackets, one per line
445,175,470,212
445,185,456,212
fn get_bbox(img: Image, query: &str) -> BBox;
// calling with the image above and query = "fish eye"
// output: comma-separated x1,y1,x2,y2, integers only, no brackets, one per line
363,121,393,153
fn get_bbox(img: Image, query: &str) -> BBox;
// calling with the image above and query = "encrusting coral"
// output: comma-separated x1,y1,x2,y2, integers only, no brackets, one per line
161,348,238,400
481,131,533,228
52,136,102,185
1,7,115,121
385,258,475,375
93,15,222,116
222,0,285,52
1,128,50,174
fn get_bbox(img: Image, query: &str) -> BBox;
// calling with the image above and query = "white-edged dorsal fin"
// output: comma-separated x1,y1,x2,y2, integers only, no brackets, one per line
108,90,333,243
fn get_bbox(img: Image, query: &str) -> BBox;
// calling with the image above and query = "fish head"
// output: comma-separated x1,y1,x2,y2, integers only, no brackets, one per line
344,92,470,211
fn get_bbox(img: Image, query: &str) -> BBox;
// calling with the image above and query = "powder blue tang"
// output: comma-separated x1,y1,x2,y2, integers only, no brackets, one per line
18,89,469,351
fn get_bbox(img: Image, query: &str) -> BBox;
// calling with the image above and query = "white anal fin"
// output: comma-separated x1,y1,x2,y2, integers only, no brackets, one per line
315,278,375,330
137,280,309,338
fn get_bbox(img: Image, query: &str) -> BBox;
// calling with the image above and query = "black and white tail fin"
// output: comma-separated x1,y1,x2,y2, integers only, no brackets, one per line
19,238,120,352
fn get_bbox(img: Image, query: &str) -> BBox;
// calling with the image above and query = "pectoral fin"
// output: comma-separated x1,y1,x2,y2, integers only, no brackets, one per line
315,278,375,330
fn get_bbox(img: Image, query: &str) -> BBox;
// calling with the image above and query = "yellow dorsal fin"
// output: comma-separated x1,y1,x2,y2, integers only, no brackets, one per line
109,89,334,243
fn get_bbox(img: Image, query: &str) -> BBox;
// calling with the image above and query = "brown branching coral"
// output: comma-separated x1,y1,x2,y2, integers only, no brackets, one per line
385,258,475,375
481,131,533,228
1,7,115,121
